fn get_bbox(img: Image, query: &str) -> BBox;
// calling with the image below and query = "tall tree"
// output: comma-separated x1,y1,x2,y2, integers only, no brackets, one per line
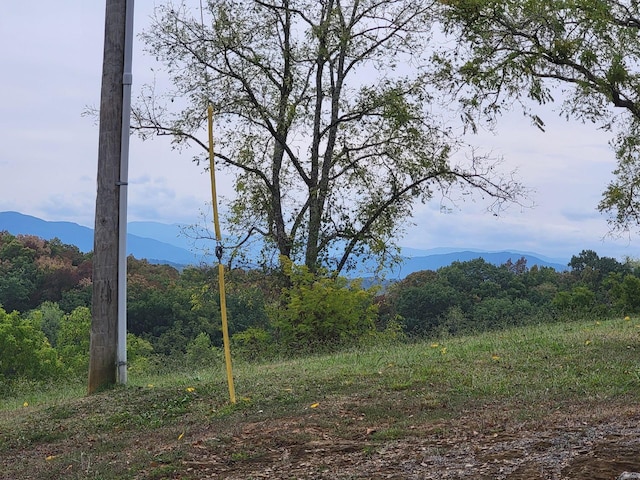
436,0,640,234
134,0,524,274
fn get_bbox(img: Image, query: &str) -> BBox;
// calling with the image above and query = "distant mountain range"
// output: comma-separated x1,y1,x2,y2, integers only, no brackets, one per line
0,211,569,276
0,211,202,267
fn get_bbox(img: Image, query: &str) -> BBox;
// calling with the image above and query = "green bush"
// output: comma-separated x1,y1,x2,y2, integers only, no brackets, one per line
472,297,534,330
231,327,274,361
56,306,91,375
552,286,596,314
356,315,407,348
127,333,154,374
185,332,224,368
394,283,459,335
0,307,62,381
274,260,378,353
609,274,640,315
27,301,64,347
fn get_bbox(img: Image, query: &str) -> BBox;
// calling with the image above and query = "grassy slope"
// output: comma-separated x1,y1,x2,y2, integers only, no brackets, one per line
1,317,639,479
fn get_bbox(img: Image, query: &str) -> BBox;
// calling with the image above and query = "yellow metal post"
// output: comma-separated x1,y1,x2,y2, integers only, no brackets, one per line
207,104,236,404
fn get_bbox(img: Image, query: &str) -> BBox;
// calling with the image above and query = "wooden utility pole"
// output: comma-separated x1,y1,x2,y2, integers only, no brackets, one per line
89,0,129,394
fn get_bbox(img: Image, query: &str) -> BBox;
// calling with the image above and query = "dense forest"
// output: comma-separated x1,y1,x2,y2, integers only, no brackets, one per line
1,231,639,386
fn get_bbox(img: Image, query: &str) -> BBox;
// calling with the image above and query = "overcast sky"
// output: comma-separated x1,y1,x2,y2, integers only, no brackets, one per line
1,2,638,262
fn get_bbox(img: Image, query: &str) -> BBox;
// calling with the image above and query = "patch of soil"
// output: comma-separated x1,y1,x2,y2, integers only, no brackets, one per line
172,400,640,479
3,398,639,479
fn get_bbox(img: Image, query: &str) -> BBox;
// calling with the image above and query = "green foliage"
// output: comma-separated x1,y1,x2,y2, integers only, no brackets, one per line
135,0,523,275
0,306,61,382
437,0,640,232
569,249,629,278
26,301,64,347
127,260,222,355
385,257,545,337
473,297,533,330
357,314,407,348
274,261,378,352
185,332,223,368
606,274,640,315
0,232,92,313
231,327,274,361
0,234,36,313
58,283,92,313
56,306,91,375
395,283,459,335
552,286,596,314
226,284,270,334
127,333,154,374
5,228,640,382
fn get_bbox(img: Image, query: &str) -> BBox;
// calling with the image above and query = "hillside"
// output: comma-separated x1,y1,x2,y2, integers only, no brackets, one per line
1,319,639,479
0,211,569,274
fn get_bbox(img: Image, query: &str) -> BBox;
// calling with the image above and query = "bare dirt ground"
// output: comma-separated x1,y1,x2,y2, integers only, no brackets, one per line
3,397,639,479
170,400,640,480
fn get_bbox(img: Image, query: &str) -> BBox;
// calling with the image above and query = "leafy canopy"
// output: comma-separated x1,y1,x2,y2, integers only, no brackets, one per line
134,0,524,274
436,0,640,234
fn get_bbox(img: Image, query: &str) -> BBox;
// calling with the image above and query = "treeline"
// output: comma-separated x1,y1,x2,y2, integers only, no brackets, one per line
1,231,638,386
380,253,635,337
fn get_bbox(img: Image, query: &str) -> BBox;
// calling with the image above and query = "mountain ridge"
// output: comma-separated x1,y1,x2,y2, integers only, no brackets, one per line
0,211,202,266
0,211,569,275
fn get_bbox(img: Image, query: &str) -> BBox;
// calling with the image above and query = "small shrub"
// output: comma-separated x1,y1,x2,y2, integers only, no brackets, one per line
231,327,274,361
0,307,62,382
357,314,407,348
185,332,224,367
56,306,91,375
128,333,154,373
273,259,378,353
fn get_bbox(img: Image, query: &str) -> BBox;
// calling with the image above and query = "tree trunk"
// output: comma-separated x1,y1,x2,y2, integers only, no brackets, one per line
88,0,127,394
